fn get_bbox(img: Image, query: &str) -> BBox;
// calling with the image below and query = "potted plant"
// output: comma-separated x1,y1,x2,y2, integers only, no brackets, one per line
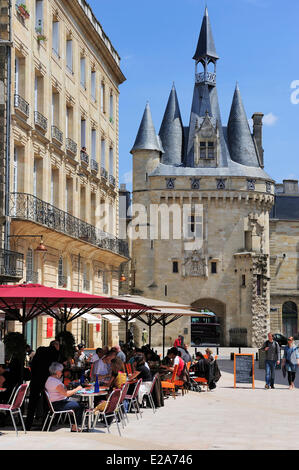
17,3,30,19
36,27,47,43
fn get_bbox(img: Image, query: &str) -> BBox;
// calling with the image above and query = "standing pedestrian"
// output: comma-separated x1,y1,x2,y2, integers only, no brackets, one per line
282,337,299,390
25,340,61,430
142,328,148,346
261,332,280,389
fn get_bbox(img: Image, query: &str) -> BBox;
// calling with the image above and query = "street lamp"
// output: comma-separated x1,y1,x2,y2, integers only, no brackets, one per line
8,235,48,253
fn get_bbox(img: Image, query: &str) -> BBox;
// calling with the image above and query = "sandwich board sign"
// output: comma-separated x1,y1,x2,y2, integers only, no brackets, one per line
234,353,255,389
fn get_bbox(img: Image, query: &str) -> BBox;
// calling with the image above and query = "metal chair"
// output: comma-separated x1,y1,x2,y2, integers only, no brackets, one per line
42,391,78,432
90,389,122,436
0,383,28,436
142,373,158,413
118,382,130,427
125,378,143,420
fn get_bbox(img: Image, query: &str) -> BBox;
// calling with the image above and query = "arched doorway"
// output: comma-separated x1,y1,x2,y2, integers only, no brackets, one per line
282,301,298,338
191,298,226,346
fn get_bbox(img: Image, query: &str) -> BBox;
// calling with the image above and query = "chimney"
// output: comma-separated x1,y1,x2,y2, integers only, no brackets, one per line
283,180,299,195
252,113,264,168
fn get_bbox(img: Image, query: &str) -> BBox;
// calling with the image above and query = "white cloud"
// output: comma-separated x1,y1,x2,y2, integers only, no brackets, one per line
263,113,278,127
122,170,132,185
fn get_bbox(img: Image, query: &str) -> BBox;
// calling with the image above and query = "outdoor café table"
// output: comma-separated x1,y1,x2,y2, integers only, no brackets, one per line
76,386,109,430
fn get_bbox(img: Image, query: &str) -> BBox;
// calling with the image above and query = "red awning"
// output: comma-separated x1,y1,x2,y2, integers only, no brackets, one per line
0,284,156,326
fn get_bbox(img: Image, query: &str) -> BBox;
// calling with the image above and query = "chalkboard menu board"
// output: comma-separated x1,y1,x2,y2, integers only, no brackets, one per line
234,354,255,389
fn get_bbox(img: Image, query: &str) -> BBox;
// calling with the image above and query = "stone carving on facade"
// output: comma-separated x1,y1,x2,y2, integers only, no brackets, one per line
251,254,270,347
182,250,208,277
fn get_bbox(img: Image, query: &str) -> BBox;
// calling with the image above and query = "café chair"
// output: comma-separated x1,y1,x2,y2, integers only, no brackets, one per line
118,382,130,427
90,388,122,436
42,391,78,432
161,364,179,399
142,373,158,413
124,378,143,420
0,383,28,436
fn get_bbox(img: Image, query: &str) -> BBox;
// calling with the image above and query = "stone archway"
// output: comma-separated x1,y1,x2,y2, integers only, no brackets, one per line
191,298,227,346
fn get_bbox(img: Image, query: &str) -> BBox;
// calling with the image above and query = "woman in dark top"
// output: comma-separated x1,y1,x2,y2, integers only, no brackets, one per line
135,356,152,405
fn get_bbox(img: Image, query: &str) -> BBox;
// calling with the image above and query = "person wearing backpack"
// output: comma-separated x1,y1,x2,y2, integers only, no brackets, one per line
261,332,281,389
282,337,299,390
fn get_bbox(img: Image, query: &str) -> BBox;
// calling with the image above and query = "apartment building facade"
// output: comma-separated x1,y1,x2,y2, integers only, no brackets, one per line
1,0,128,349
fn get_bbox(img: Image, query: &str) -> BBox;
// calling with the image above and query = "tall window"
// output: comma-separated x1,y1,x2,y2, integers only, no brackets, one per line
109,147,114,176
26,249,35,283
58,256,67,287
51,90,59,127
101,139,106,168
80,56,86,89
91,70,96,101
52,20,59,57
91,129,96,161
109,93,113,122
66,38,73,72
81,119,86,149
35,0,43,32
100,82,105,113
200,141,215,159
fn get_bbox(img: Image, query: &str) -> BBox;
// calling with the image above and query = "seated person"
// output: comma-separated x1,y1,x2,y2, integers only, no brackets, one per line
0,364,15,404
160,347,185,380
191,352,209,380
45,362,84,432
134,356,153,406
93,359,127,413
91,350,117,382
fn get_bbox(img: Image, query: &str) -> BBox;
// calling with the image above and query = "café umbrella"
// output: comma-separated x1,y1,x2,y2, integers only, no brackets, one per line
0,283,158,334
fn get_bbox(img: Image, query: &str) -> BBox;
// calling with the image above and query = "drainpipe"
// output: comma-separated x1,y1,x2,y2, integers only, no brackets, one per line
4,0,12,252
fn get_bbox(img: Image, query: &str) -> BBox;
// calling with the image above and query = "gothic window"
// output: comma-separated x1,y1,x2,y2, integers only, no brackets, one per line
217,179,226,190
200,142,206,159
208,142,215,159
190,178,200,190
166,178,175,190
199,141,215,159
211,262,217,274
247,179,256,191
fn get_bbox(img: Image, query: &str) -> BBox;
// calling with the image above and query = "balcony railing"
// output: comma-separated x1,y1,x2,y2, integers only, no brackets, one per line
101,167,108,180
0,249,24,281
109,175,116,187
51,125,63,145
66,138,77,156
34,111,47,132
80,150,89,166
91,159,99,173
195,71,216,86
9,192,129,258
14,94,29,118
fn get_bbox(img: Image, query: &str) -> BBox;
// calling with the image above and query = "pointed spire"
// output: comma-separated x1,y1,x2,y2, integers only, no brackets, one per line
130,103,162,154
227,83,260,168
159,85,183,165
193,7,219,62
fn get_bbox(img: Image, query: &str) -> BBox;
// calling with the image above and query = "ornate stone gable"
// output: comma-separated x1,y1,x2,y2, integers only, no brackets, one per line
193,112,219,168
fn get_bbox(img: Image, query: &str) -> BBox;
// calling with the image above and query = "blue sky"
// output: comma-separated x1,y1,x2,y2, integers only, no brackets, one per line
90,0,299,190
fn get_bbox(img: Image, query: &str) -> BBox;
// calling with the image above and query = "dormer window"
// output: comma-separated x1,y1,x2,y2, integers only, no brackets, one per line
199,141,215,159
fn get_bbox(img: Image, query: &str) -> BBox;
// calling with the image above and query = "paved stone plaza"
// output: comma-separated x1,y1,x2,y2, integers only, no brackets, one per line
1,359,298,451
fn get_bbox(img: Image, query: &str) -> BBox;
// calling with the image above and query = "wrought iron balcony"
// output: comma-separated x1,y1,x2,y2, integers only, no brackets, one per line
0,248,24,281
195,72,216,86
66,138,77,156
9,192,129,258
91,159,99,173
101,167,108,180
109,175,116,187
34,111,48,132
80,150,89,166
51,125,63,145
14,94,29,118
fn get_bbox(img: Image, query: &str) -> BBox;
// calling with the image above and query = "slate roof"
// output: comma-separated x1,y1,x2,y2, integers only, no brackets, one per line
270,196,299,220
193,7,219,62
159,85,184,165
131,103,162,153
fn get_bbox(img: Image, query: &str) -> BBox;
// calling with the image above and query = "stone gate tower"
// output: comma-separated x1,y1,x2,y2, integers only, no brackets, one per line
131,8,275,347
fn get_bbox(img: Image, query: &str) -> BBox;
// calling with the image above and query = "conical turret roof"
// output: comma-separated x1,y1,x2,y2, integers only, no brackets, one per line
131,103,162,153
227,83,260,168
159,84,184,165
193,7,219,62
